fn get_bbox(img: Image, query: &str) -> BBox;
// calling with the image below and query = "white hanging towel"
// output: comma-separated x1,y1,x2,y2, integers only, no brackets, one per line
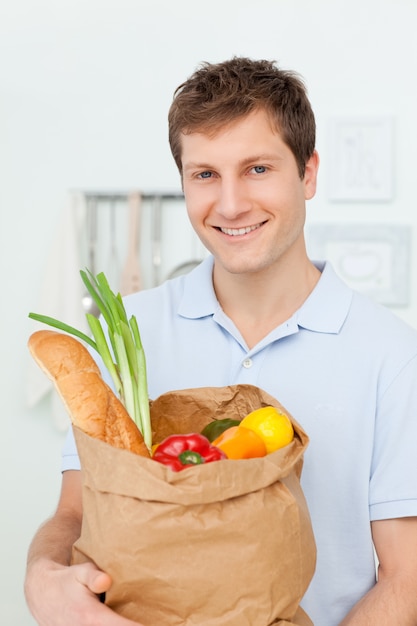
26,191,89,431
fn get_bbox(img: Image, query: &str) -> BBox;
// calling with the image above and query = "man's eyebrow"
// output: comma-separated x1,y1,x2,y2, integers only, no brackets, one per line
238,153,282,166
183,154,282,173
182,161,212,173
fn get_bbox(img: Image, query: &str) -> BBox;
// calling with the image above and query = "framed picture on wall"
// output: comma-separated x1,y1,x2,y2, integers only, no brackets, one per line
326,116,394,202
306,222,410,307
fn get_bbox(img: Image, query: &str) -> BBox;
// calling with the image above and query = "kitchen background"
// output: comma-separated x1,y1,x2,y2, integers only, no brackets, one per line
1,0,417,622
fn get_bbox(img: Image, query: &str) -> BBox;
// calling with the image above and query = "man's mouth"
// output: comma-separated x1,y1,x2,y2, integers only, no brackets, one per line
219,222,264,236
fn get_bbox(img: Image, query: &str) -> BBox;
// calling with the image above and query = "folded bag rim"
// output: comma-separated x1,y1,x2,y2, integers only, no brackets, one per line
73,384,310,505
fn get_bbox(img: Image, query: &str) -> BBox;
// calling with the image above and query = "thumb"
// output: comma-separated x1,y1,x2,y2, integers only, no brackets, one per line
89,570,113,595
76,562,113,595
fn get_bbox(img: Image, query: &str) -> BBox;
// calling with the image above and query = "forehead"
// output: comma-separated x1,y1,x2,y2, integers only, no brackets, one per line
180,110,283,159
182,108,278,141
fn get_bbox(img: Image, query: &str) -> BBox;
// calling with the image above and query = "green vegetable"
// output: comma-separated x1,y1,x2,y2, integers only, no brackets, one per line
29,269,151,451
201,418,241,442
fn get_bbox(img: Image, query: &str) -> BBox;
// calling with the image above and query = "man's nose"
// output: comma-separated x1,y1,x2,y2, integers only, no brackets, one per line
215,178,251,219
216,178,250,220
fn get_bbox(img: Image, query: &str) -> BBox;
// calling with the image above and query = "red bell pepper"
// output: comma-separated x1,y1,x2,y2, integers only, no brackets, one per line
153,433,226,471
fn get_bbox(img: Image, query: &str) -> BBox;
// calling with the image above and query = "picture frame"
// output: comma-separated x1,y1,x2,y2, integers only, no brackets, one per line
326,116,394,202
306,222,411,307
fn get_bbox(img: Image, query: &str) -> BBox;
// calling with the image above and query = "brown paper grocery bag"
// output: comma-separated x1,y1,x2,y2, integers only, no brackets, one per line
72,384,316,625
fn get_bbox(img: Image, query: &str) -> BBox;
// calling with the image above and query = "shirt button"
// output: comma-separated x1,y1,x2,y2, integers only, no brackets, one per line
242,358,253,369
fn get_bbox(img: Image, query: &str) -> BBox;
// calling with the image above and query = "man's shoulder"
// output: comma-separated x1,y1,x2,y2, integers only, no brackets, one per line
123,278,183,315
319,261,417,340
121,256,214,323
346,290,417,376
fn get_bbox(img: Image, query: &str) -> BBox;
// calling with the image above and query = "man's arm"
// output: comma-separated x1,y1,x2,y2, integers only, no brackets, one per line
26,470,84,567
339,517,417,625
24,470,141,626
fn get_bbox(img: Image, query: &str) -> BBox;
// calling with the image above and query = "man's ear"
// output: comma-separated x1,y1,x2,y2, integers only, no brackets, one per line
304,150,319,200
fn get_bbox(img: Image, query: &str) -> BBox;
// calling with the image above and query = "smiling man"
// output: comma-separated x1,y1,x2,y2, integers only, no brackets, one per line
25,57,417,626
180,108,320,348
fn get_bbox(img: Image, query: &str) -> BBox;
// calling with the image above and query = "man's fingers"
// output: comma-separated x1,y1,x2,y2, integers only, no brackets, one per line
88,570,113,595
74,563,145,625
75,562,113,595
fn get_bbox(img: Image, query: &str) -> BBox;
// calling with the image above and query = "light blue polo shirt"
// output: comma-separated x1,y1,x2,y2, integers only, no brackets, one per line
62,257,417,626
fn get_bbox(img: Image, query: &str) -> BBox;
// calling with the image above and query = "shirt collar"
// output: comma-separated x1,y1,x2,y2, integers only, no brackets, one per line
294,261,353,334
178,256,352,335
177,256,218,318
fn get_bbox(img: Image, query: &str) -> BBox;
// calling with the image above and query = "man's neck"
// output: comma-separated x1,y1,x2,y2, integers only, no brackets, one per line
213,259,321,349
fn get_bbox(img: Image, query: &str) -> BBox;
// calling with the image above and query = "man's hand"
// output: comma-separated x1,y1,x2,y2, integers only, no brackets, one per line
25,558,143,626
25,473,144,625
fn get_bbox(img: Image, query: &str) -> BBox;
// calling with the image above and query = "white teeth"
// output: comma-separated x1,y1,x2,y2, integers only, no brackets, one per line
220,223,262,236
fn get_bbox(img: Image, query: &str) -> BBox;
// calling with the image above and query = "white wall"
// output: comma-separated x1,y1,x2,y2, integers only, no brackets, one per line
2,0,417,622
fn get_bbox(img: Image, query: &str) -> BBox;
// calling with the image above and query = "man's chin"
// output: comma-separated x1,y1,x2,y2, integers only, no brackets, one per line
214,257,272,278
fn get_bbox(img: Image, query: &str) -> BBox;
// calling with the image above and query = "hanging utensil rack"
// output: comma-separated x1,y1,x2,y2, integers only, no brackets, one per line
73,189,191,292
79,190,184,202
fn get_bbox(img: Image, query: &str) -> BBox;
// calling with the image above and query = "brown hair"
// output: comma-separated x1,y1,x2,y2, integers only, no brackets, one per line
168,56,316,179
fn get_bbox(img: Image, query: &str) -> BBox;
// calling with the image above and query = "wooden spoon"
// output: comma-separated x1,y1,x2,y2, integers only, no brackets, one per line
120,192,142,295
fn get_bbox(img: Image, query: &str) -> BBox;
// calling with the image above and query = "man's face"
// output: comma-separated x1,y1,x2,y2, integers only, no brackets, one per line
181,109,318,278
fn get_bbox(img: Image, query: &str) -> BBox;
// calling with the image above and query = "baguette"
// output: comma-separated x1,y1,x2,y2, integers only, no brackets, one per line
28,329,150,457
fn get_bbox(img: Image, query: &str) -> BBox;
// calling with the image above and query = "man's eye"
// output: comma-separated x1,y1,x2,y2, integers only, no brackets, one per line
198,171,212,179
252,165,266,174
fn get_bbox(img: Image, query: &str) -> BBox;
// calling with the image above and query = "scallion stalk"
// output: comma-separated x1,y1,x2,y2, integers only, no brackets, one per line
29,269,152,451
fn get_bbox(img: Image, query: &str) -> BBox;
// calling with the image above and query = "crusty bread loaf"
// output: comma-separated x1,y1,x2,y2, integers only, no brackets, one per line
28,330,150,457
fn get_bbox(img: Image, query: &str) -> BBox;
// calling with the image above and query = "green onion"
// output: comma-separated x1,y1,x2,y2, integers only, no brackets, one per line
28,269,152,451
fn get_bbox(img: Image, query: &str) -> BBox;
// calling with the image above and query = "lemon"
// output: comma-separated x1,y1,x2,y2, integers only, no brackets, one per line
240,406,294,454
